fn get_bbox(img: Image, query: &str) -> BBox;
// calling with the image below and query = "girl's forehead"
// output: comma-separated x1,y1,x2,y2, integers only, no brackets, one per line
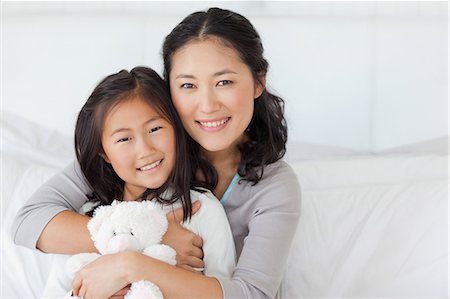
103,97,165,124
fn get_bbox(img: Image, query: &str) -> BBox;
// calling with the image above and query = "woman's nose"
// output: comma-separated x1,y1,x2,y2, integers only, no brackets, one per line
198,88,220,113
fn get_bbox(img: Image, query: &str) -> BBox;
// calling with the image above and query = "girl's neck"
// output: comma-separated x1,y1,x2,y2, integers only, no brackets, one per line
122,185,146,201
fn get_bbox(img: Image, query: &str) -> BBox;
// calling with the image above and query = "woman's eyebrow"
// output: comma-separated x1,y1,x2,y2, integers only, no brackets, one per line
175,69,237,80
175,74,196,79
213,69,237,77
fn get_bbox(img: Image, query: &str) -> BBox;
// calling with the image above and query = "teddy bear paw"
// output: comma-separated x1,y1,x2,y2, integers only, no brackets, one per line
125,280,163,299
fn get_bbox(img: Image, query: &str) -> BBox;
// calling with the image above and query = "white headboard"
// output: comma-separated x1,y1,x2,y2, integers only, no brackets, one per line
2,1,448,151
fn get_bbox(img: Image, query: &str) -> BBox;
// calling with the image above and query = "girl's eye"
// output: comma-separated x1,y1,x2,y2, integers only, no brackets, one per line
117,137,130,143
149,126,162,133
217,80,233,86
181,83,194,89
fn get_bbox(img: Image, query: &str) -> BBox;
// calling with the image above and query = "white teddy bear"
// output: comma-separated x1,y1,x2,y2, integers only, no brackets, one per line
66,200,176,299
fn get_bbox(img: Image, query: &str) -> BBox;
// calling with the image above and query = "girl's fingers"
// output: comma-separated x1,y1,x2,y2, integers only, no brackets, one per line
184,256,204,269
191,233,203,249
72,274,82,296
179,264,204,274
78,284,87,299
167,201,201,222
191,243,203,258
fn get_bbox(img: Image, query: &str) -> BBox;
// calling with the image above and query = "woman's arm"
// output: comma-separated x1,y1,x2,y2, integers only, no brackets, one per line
218,161,301,298
12,161,205,266
12,161,94,252
72,162,300,299
37,211,95,253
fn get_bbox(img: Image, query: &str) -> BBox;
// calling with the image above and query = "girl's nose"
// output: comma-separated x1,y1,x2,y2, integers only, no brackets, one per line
136,137,155,159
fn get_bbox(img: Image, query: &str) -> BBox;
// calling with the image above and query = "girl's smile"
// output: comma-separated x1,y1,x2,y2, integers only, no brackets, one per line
101,97,176,199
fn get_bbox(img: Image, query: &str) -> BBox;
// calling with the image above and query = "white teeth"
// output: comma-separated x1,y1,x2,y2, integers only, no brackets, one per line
199,118,228,128
139,160,161,171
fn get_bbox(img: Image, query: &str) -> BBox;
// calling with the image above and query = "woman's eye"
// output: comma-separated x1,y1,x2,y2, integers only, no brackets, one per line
181,83,194,89
217,80,233,86
117,137,130,143
149,126,162,133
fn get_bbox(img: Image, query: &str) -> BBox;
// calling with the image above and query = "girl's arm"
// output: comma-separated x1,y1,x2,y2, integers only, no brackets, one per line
72,252,222,299
183,191,235,278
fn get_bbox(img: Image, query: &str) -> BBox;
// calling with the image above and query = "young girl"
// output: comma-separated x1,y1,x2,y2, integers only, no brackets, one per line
39,66,235,296
13,7,301,299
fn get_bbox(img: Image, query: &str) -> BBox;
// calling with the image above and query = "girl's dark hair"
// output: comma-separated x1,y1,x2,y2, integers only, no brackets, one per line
162,7,288,186
75,66,194,220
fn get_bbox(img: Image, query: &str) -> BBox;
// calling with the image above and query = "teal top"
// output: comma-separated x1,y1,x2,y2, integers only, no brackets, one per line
220,173,240,204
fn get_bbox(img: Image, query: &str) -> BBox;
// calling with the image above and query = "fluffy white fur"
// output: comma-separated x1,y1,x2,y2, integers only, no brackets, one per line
66,200,176,299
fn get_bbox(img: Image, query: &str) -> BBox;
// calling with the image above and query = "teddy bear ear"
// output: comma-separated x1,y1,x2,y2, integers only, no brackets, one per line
87,204,115,236
143,200,167,228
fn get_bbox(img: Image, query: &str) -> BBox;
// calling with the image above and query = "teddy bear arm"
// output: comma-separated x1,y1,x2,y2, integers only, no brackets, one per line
143,244,177,266
66,253,101,278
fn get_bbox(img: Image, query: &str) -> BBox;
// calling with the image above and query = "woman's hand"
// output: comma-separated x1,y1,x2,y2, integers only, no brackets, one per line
72,252,132,299
163,200,204,271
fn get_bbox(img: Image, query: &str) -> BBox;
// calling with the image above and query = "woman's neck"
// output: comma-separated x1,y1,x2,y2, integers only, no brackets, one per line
201,146,241,199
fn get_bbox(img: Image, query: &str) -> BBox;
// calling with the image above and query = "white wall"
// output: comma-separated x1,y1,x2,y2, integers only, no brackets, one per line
2,1,448,150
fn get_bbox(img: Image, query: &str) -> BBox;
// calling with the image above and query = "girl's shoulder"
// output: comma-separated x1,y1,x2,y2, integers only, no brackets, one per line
190,188,219,205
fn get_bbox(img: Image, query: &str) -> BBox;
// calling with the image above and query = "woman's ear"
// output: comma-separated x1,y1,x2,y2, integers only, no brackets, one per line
254,72,266,99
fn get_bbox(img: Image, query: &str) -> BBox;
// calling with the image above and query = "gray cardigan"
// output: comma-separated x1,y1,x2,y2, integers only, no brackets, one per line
12,159,301,299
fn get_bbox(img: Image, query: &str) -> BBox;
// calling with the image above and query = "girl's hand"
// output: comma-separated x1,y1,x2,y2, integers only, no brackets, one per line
163,200,204,271
109,286,130,299
72,252,132,299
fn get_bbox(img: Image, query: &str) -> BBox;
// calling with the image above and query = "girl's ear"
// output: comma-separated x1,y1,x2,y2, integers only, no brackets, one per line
254,72,266,99
100,152,110,163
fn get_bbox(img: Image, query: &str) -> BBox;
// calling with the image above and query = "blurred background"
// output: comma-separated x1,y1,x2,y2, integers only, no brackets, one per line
2,1,448,151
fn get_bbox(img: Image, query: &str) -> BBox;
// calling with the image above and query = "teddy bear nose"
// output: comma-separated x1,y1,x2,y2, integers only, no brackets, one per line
108,233,139,253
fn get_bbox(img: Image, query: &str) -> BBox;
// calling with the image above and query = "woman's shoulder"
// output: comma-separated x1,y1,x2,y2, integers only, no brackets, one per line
261,159,297,179
245,159,299,188
232,160,301,210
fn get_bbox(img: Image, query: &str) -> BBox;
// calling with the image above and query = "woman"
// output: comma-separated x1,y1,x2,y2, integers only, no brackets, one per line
12,7,301,299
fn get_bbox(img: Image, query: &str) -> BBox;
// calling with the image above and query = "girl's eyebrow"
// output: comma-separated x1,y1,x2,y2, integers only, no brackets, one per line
109,116,162,137
175,69,237,80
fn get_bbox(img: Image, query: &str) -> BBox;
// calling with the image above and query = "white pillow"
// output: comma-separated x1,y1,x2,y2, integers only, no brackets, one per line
282,152,448,298
1,110,74,168
2,155,60,298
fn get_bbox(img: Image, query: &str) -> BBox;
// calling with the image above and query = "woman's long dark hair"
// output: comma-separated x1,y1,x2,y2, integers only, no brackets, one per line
75,67,193,220
163,7,288,186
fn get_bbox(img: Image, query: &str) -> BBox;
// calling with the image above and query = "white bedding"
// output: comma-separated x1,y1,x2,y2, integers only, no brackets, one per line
2,111,448,298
